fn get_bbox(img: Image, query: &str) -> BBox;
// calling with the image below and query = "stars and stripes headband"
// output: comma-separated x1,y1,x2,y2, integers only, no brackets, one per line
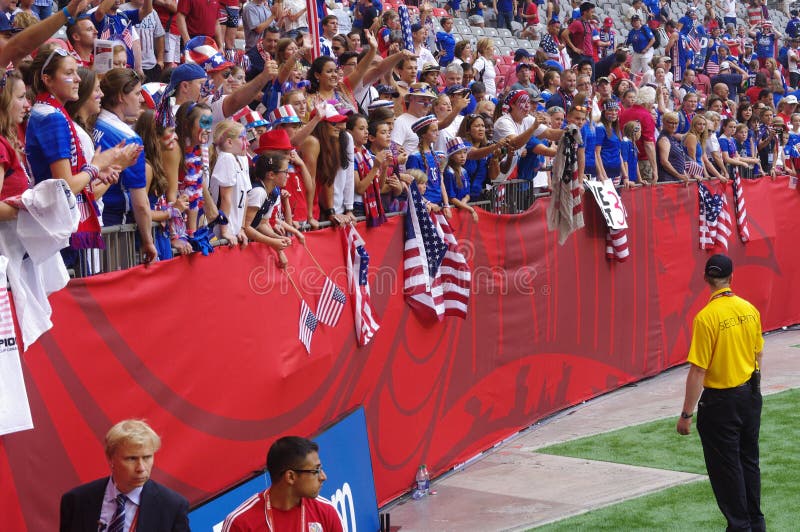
411,114,438,135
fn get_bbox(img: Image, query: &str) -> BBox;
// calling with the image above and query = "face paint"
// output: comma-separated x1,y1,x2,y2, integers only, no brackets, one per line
63,77,75,84
199,114,213,131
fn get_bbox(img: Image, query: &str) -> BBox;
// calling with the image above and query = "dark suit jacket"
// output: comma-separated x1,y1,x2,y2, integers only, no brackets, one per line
59,477,190,532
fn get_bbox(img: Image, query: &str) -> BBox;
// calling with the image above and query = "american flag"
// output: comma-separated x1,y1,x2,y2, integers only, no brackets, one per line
730,168,751,243
404,182,471,321
343,225,380,346
0,287,15,337
398,5,415,53
306,0,321,60
315,277,346,327
698,181,732,251
606,228,629,262
298,300,318,354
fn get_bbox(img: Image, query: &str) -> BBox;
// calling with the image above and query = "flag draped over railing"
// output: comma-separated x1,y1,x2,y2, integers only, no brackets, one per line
403,182,471,321
698,181,733,251
343,225,380,346
730,169,751,243
306,0,321,60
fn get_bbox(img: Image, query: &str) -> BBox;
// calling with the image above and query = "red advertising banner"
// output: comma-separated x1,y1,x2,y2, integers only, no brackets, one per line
1,179,799,530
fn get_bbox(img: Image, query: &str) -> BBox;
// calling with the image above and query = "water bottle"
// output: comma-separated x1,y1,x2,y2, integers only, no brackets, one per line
420,464,431,495
412,465,427,500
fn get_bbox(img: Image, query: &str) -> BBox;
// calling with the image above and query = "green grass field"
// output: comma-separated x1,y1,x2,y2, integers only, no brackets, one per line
531,388,800,531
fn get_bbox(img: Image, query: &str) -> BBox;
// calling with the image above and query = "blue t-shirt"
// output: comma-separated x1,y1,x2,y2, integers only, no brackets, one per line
464,149,491,197
595,124,622,171
26,103,76,183
497,0,514,11
93,110,146,221
627,26,654,54
621,138,638,182
93,9,141,67
678,15,694,35
407,151,445,204
436,31,456,66
755,32,776,59
582,122,597,173
517,136,545,180
444,166,470,200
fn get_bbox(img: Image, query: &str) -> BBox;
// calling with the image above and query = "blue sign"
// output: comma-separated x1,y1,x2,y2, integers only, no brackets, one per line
188,407,380,532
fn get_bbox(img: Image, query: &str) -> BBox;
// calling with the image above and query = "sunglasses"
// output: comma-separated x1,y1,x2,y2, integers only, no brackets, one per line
42,47,69,75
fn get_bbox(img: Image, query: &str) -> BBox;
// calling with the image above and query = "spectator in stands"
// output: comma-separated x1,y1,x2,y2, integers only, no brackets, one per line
619,85,658,184
95,68,158,261
153,0,181,69
436,16,456,67
546,69,576,110
704,111,728,177
377,10,399,57
443,137,479,222
246,25,281,81
419,63,441,89
348,113,388,225
92,0,152,74
307,33,377,113
174,101,213,237
26,46,138,254
656,111,689,183
282,0,308,38
594,99,626,185
0,70,30,220
458,112,503,198
565,2,596,73
242,0,281,52
392,82,438,154
756,106,778,173
209,120,250,245
685,114,725,180
352,0,380,37
472,38,497,99
133,109,192,257
541,18,568,70
346,31,362,53
125,0,166,83
66,17,97,68
627,15,655,77
243,152,293,266
300,103,355,226
412,23,437,70
493,0,514,31
406,114,452,215
330,35,349,59
319,14,338,57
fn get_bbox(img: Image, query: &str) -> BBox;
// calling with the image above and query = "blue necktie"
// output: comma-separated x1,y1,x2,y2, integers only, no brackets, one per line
107,494,127,532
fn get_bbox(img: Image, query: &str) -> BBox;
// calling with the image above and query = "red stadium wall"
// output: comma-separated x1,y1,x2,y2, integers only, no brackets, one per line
2,179,799,530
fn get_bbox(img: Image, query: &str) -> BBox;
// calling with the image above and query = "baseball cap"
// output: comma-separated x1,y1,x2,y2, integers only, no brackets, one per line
310,102,349,123
785,95,799,104
603,17,613,27
720,61,731,70
421,62,441,74
167,63,207,93
0,14,22,33
516,63,532,72
514,48,532,61
705,254,733,278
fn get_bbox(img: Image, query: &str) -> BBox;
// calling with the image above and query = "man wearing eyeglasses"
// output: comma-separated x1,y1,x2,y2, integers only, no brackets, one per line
222,436,343,532
391,82,438,154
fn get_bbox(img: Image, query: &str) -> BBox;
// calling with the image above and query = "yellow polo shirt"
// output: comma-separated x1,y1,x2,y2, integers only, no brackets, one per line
687,288,764,389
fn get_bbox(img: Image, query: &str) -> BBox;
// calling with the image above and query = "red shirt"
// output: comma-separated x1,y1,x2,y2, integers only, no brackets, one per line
619,104,656,160
568,18,594,57
745,86,763,104
0,136,30,200
177,0,220,38
155,4,181,36
222,491,344,532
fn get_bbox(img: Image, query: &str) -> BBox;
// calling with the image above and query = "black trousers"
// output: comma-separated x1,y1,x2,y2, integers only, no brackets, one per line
697,380,765,532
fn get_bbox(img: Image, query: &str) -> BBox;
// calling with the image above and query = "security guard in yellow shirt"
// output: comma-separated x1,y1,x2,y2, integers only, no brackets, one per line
677,254,765,532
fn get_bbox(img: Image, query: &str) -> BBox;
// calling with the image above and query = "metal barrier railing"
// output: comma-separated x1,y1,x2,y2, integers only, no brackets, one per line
486,179,539,214
75,224,141,277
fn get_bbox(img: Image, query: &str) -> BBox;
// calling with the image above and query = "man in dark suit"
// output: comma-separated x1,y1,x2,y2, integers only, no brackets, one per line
60,419,190,532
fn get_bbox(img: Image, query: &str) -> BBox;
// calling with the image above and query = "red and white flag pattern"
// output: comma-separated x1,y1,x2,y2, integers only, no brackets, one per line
404,181,471,321
298,300,318,354
343,225,380,346
698,181,733,251
306,0,321,60
605,228,629,262
730,169,751,243
315,277,346,327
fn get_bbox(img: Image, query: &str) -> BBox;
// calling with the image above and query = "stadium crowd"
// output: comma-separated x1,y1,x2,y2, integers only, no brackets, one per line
0,0,799,269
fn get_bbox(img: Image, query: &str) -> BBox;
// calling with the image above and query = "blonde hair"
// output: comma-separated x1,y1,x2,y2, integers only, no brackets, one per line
407,168,427,185
211,120,245,168
476,37,493,57
105,420,161,459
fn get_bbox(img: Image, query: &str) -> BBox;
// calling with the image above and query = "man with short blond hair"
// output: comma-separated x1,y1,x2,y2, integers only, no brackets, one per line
60,419,189,531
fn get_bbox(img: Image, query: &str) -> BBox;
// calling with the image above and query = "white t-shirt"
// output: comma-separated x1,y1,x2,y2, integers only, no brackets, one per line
723,0,736,19
210,151,252,235
283,0,308,32
247,185,280,225
473,56,497,98
121,3,164,70
332,132,355,214
789,48,800,74
493,114,537,180
391,112,423,155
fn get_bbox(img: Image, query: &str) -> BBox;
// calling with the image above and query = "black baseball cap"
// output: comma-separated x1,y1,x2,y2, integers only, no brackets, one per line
705,254,733,278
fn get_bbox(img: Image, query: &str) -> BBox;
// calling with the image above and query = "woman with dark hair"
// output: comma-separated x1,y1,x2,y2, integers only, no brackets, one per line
406,114,453,215
174,101,214,237
299,103,355,226
453,40,473,66
306,31,377,113
26,45,141,261
94,67,158,262
134,110,192,258
331,34,349,58
594,99,628,185
457,113,504,199
0,70,31,221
